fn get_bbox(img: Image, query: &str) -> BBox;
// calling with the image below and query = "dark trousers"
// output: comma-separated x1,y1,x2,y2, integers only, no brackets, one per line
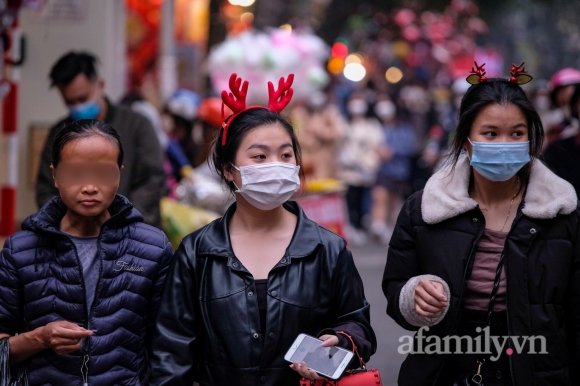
345,186,370,229
436,310,513,386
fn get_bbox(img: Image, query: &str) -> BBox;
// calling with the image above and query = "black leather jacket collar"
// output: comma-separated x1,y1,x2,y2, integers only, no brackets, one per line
196,201,323,259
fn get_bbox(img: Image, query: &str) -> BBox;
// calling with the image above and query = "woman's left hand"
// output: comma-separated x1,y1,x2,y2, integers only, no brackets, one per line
290,334,340,380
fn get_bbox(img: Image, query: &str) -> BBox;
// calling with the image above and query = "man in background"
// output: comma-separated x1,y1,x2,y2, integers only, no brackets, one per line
36,51,165,227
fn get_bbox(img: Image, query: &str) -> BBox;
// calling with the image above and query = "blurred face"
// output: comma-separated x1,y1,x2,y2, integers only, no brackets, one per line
51,136,121,218
224,123,297,189
555,85,574,108
465,103,529,156
58,73,104,107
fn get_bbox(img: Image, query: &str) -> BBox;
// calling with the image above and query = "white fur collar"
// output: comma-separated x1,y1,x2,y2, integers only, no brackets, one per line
421,155,578,224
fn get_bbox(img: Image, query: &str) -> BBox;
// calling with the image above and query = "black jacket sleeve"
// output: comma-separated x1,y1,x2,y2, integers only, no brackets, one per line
149,240,201,386
566,206,580,380
319,243,377,363
382,194,421,331
125,113,165,228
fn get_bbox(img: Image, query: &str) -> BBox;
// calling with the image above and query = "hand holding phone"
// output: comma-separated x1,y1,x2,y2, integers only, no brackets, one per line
285,334,354,380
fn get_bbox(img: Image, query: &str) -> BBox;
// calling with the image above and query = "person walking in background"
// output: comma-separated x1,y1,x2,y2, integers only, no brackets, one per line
370,94,417,244
36,51,165,227
383,64,580,385
337,91,384,245
0,120,173,385
150,75,376,386
543,83,580,195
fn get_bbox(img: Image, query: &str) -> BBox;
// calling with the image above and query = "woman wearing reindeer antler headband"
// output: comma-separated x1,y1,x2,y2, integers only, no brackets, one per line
149,74,376,386
383,62,580,385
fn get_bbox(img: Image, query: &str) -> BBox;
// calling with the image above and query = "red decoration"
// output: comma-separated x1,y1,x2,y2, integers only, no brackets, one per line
267,74,294,113
466,61,487,84
220,73,295,146
509,62,533,85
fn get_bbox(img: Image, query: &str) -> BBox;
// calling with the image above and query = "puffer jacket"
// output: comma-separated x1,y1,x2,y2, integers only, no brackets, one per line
383,156,580,385
0,195,173,385
150,201,377,386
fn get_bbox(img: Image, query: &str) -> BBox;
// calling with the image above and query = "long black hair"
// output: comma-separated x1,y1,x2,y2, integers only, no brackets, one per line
212,108,302,192
449,79,544,189
52,119,124,168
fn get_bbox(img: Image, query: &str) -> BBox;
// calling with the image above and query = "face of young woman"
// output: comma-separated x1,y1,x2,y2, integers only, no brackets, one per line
466,103,529,155
226,123,297,188
52,136,121,218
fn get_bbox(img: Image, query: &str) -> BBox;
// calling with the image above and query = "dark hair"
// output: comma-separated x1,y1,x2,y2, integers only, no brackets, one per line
52,119,124,167
570,83,580,120
49,51,98,87
212,108,302,192
449,79,544,190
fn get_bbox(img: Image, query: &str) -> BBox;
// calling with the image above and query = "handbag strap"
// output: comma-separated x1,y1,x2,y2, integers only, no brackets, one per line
485,253,505,328
336,331,365,369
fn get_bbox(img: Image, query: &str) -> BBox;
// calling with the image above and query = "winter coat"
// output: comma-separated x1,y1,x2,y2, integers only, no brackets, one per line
35,98,166,227
0,195,173,385
150,201,376,386
383,155,580,385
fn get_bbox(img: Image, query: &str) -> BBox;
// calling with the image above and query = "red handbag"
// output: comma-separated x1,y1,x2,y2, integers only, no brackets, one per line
299,331,383,386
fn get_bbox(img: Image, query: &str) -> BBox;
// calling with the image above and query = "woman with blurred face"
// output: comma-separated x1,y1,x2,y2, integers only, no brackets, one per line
0,120,172,385
384,71,580,385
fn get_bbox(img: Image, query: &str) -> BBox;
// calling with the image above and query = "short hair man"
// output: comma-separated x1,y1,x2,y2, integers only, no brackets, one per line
36,51,165,227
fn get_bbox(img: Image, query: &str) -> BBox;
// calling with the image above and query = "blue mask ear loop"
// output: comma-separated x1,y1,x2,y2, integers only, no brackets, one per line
466,138,474,162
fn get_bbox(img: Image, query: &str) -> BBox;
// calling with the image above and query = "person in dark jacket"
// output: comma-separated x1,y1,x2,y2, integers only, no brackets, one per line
0,120,173,385
150,76,376,386
383,72,580,385
36,51,165,227
543,83,580,194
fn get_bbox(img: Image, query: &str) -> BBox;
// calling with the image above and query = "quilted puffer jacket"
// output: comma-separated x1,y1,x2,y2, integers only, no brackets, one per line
0,195,173,386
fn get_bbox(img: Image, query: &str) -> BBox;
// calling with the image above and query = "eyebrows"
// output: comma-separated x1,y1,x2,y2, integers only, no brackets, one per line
247,142,293,151
479,123,528,130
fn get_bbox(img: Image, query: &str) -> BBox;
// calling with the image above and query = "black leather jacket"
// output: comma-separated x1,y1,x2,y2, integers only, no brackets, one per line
150,202,376,386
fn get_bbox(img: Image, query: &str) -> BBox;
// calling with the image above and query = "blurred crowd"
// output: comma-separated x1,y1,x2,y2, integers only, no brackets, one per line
38,51,580,248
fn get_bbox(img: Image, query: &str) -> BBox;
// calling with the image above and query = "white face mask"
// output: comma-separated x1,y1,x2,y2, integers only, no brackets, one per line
374,100,396,120
347,99,368,116
232,162,301,211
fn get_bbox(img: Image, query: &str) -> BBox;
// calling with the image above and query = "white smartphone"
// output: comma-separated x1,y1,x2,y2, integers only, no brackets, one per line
284,333,355,380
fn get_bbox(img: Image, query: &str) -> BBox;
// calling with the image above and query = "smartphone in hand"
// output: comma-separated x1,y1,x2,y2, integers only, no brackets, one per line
284,334,354,380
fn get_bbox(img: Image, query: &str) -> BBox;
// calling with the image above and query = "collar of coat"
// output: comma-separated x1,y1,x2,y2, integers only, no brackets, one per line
196,201,323,259
421,155,578,224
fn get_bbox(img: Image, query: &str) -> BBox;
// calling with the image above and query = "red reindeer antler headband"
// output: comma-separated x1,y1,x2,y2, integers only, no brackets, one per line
220,73,294,146
466,61,533,86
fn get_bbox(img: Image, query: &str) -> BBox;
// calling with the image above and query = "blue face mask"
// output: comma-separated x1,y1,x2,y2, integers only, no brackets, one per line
68,100,100,120
468,139,531,182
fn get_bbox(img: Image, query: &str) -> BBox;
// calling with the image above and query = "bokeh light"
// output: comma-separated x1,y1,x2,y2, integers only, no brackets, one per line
240,12,254,24
327,57,345,75
345,54,363,65
331,42,348,59
280,24,292,33
343,63,366,82
229,0,256,6
385,67,404,83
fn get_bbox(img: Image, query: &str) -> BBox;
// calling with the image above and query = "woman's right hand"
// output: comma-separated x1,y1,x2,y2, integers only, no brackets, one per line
414,279,448,317
39,321,93,355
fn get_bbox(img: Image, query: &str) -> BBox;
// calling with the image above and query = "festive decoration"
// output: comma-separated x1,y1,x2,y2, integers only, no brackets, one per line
509,62,533,85
466,61,487,84
220,73,294,145
208,29,329,104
